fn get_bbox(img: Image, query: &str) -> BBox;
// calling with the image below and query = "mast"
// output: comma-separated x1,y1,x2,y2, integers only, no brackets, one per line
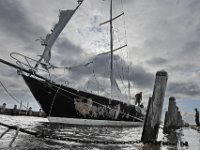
128,65,131,103
110,0,114,94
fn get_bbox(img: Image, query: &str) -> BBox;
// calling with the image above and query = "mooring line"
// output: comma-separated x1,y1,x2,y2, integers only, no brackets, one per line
48,84,62,117
0,81,28,109
0,128,11,139
9,127,20,147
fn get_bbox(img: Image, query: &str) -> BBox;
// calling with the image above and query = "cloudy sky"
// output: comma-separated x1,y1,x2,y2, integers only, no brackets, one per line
0,0,199,124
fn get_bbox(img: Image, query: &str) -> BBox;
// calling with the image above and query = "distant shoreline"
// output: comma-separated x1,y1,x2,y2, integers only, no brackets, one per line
0,107,46,117
190,125,200,132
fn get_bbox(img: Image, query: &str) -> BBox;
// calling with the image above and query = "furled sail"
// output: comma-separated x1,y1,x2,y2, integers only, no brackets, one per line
35,1,84,67
42,10,74,63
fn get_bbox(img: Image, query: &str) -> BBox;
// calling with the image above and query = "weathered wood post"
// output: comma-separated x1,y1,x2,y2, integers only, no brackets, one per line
164,97,176,133
177,111,183,128
19,101,22,115
141,70,168,143
27,107,33,116
26,102,29,115
163,97,184,133
0,103,6,113
12,105,18,115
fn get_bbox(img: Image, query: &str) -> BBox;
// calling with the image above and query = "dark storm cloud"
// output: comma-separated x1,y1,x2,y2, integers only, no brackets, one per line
65,53,154,89
167,82,200,96
56,38,82,55
0,73,27,92
169,63,199,72
0,67,18,77
0,0,199,111
52,38,84,66
0,0,45,45
146,57,168,65
186,0,200,12
129,65,154,88
0,80,26,91
182,41,200,55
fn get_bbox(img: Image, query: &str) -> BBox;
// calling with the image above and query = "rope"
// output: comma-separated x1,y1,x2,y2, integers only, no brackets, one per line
120,0,127,45
92,65,100,94
9,127,20,147
0,81,28,109
48,84,62,117
115,63,128,98
0,128,10,139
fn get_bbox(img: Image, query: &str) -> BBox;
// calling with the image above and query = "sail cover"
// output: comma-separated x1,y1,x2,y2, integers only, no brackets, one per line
42,10,74,63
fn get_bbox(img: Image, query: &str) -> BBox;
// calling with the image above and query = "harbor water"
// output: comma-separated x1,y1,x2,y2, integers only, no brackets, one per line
0,114,199,150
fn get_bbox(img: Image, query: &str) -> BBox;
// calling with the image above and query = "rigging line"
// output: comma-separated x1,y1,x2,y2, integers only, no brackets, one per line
120,0,127,45
120,72,128,98
115,27,122,47
0,81,28,109
44,81,143,121
92,70,98,93
48,84,61,117
130,63,135,91
115,26,129,98
114,63,128,99
113,29,128,97
86,69,94,91
47,38,126,71
118,0,127,44
49,71,69,84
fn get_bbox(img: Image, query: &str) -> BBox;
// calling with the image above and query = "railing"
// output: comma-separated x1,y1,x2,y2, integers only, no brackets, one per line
10,52,51,80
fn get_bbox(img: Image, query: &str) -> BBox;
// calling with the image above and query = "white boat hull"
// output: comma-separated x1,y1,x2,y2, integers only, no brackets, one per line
48,117,144,127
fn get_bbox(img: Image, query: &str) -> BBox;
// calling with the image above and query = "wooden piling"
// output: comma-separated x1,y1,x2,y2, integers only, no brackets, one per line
163,97,184,133
0,103,6,113
19,101,22,115
12,105,18,115
141,70,168,143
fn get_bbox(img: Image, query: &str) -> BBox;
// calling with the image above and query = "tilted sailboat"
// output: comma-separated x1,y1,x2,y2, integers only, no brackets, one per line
0,0,145,126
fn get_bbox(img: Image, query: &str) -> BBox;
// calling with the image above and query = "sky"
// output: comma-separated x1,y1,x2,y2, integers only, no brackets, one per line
0,0,199,124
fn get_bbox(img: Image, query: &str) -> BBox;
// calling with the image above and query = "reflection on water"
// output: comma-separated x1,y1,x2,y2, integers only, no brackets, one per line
0,115,199,150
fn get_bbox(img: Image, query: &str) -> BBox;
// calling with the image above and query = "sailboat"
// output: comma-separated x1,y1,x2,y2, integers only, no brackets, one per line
0,0,145,126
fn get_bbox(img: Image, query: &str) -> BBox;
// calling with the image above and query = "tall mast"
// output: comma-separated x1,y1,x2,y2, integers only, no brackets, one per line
100,0,126,96
128,65,131,102
110,0,114,94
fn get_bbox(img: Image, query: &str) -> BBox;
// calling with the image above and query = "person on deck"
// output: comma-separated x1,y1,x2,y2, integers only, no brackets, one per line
194,108,199,126
135,92,142,106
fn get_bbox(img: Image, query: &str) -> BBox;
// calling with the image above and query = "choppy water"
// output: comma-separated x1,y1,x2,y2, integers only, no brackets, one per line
0,115,199,150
